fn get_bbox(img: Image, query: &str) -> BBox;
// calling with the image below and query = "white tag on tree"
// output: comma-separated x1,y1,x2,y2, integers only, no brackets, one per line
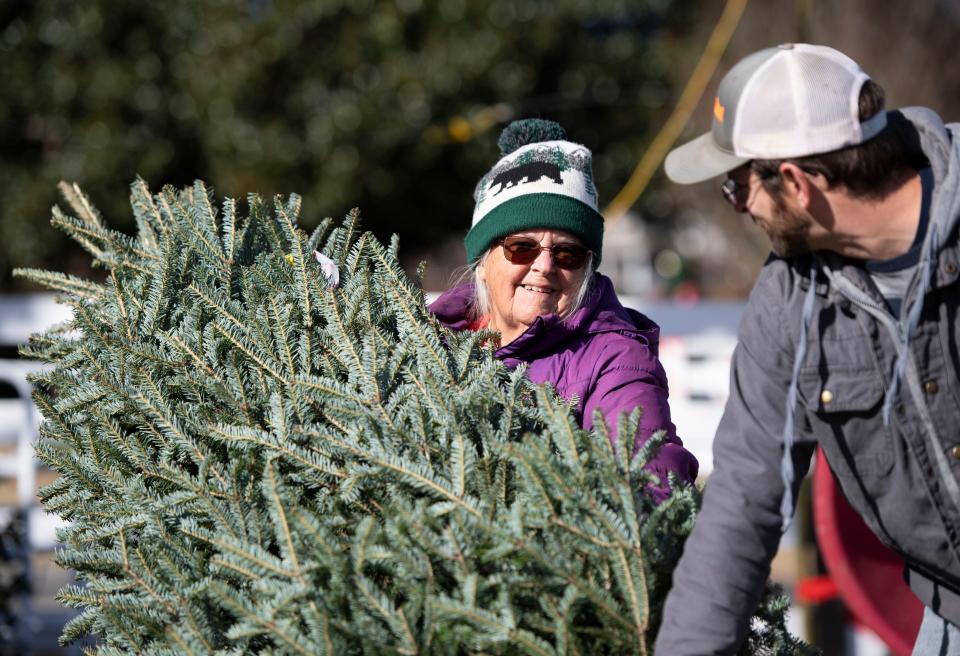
313,250,340,287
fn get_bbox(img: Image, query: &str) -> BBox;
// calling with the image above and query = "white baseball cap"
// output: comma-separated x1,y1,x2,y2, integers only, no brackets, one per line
664,43,887,184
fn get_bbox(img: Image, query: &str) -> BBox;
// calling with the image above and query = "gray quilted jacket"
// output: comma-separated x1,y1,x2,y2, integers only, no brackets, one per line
656,107,960,654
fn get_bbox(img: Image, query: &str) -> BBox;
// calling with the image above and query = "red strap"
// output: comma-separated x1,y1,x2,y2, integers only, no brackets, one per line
467,316,490,331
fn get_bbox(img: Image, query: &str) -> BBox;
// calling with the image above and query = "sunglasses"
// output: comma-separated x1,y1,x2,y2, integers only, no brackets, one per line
721,177,758,207
497,236,591,270
721,168,785,207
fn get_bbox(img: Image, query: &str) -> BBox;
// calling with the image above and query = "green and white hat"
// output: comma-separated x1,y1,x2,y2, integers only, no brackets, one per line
465,119,604,267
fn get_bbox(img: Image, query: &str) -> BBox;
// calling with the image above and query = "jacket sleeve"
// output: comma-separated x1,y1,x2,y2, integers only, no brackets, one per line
581,338,699,492
654,265,817,654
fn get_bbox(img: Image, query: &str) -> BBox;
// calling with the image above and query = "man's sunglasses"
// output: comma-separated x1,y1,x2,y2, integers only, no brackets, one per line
721,174,772,207
497,236,591,270
721,168,787,207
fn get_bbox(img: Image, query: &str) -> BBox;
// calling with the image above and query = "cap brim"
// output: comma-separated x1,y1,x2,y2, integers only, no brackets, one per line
664,132,750,184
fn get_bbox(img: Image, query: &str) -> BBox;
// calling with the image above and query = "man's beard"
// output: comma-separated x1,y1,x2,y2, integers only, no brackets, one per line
758,198,813,258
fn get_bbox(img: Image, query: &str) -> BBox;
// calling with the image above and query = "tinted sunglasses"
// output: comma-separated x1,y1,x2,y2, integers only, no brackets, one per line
497,236,591,270
721,171,778,208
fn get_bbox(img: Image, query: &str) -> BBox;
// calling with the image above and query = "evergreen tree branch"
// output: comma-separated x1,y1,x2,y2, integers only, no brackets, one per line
129,177,168,247
58,181,105,230
12,268,104,299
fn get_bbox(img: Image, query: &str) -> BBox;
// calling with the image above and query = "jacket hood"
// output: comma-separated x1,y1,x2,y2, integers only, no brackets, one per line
430,273,659,362
900,107,960,252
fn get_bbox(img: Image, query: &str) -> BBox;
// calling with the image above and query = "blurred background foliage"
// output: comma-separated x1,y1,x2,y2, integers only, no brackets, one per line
0,0,699,290
4,0,960,296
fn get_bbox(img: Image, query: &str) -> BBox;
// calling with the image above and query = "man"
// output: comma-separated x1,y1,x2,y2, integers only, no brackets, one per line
655,43,960,654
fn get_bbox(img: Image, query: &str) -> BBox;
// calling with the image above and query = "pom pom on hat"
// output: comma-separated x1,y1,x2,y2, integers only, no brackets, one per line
497,119,568,156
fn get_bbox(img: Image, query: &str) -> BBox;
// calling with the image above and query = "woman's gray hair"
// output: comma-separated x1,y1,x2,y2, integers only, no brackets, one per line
468,249,595,321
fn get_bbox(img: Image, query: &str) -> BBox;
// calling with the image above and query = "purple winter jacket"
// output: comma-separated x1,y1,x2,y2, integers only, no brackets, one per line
429,273,698,498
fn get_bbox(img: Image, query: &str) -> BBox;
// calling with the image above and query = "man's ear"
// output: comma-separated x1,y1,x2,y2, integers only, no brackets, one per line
778,162,814,208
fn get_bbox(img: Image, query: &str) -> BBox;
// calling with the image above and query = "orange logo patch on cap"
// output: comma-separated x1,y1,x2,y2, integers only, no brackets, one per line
713,96,725,123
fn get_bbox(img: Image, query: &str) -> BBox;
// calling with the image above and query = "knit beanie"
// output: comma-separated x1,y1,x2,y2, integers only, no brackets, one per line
464,119,604,267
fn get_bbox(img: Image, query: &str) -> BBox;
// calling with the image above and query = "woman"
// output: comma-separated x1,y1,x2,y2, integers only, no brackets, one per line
430,119,698,500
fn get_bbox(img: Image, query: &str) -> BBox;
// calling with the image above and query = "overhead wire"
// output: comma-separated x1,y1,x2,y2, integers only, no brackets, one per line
602,0,749,225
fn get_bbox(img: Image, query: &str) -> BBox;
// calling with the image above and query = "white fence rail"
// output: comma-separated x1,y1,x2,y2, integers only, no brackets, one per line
0,296,73,550
624,299,742,476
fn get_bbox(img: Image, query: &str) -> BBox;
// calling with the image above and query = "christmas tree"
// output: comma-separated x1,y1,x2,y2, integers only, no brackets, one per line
16,180,814,655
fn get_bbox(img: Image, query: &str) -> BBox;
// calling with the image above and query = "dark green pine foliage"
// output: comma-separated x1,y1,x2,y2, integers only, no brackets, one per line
16,181,816,655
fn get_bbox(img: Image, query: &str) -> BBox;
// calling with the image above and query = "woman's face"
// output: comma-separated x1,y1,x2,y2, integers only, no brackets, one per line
478,229,589,345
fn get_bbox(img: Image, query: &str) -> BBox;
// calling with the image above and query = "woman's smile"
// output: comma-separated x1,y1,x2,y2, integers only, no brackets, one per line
477,229,588,345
